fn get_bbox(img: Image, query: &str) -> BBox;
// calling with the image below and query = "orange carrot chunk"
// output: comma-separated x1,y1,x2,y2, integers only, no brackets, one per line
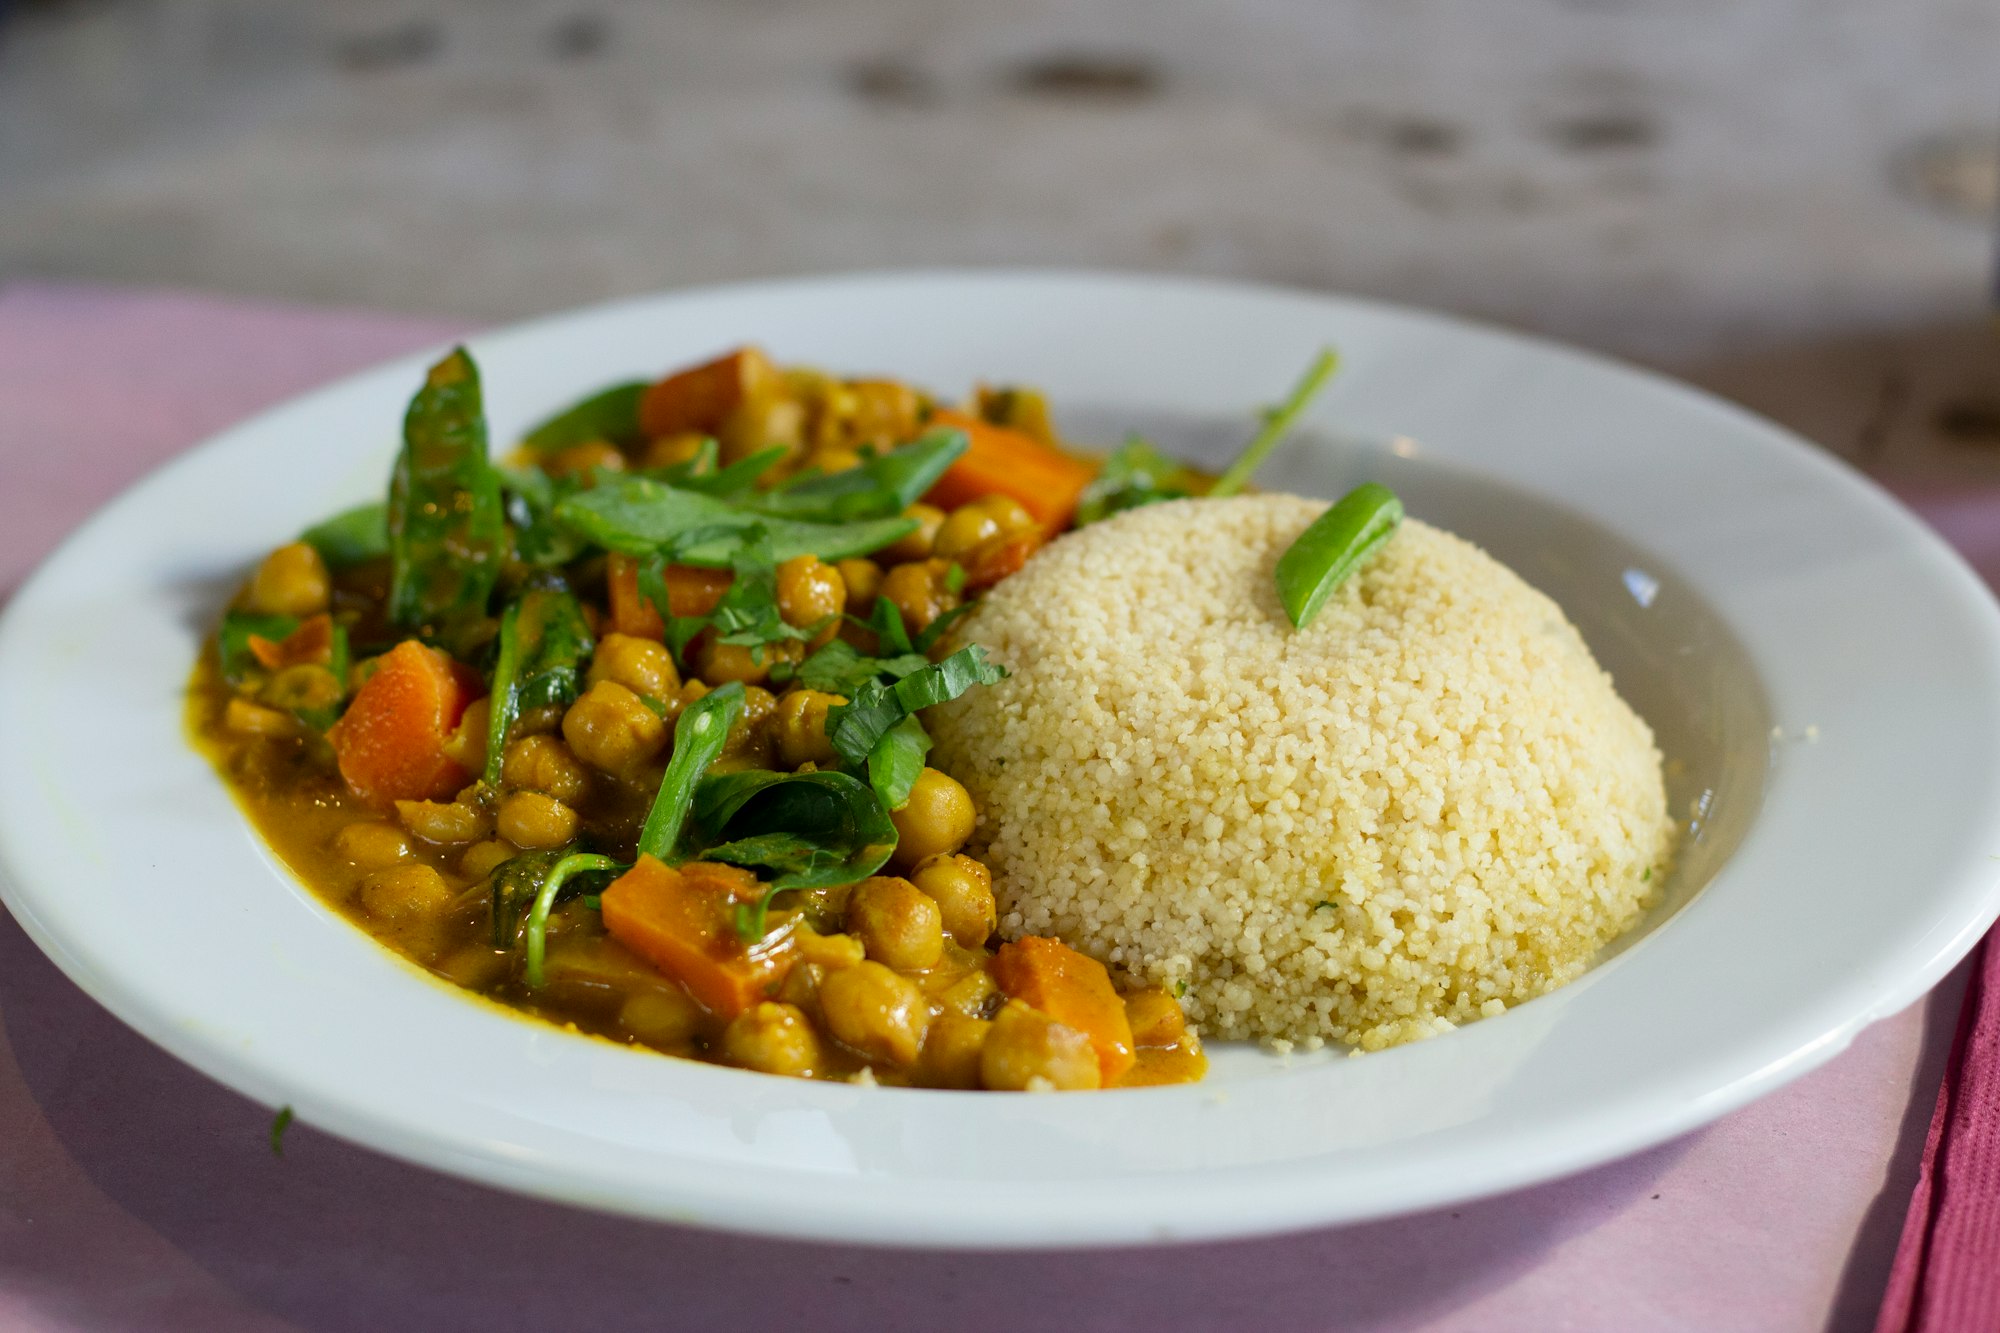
923,409,1096,532
247,613,336,671
605,553,666,641
638,347,779,441
600,856,797,1021
990,936,1136,1084
606,554,734,641
326,639,480,806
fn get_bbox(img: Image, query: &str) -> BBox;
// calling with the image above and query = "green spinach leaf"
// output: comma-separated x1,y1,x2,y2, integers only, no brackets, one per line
747,429,968,523
520,380,647,454
481,584,595,785
1075,437,1193,525
301,502,390,568
865,712,931,811
823,645,1007,767
553,477,917,564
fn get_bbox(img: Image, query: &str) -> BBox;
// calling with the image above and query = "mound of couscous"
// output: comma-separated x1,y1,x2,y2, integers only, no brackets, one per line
930,495,1675,1051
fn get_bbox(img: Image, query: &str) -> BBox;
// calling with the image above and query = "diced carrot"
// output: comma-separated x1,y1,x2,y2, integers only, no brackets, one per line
247,613,335,670
327,639,481,806
606,553,665,640
922,409,1096,532
664,564,733,618
638,347,779,441
607,554,734,642
990,937,1136,1084
599,856,797,1021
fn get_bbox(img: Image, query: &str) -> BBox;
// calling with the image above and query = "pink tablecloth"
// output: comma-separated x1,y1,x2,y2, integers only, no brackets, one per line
0,280,1977,1333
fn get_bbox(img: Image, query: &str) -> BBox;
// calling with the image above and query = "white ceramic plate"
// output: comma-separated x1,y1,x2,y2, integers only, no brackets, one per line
3,272,1999,1248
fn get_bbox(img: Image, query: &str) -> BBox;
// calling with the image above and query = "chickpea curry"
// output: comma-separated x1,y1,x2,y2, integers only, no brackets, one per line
190,345,1211,1091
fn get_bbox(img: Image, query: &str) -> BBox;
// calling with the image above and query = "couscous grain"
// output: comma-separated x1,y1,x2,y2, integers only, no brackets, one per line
931,495,1675,1050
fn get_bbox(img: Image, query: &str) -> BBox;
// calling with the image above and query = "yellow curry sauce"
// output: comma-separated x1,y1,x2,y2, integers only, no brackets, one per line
188,347,1205,1091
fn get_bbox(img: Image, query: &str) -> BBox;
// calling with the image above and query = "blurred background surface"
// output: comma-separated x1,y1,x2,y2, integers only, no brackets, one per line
1,0,1996,467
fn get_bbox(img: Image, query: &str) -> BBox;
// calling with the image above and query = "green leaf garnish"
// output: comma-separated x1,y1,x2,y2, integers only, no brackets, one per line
520,380,646,454
269,1105,294,1157
482,583,595,786
1076,436,1194,525
745,429,968,523
637,681,747,862
688,768,901,938
300,502,390,568
823,645,1007,768
553,476,918,565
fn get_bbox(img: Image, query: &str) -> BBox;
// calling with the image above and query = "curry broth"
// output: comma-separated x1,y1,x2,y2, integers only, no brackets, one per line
190,595,1205,1089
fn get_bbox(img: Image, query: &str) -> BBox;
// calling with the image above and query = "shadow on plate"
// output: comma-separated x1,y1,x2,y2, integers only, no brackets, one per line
0,906,1691,1333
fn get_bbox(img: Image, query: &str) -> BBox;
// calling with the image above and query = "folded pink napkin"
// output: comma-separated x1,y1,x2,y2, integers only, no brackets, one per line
1875,936,2000,1333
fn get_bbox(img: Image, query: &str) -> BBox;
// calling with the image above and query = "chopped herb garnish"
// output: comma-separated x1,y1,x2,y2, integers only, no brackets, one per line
823,645,1007,768
269,1105,294,1157
1076,436,1194,525
520,380,647,454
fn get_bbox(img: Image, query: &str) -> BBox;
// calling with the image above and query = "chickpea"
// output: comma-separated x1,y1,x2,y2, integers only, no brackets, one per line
540,439,626,480
910,853,996,948
940,966,1001,1019
260,664,343,716
980,1000,1101,1091
879,559,960,638
496,790,580,850
799,444,863,475
513,700,565,737
459,838,517,881
619,988,705,1050
836,558,883,610
794,924,866,971
777,960,827,1016
1124,986,1189,1048
224,697,295,736
433,943,511,991
916,1012,992,1090
245,541,329,618
845,379,923,446
334,822,412,871
692,636,779,687
889,768,976,869
441,696,491,774
587,633,680,701
877,504,945,564
931,504,1003,562
717,685,778,770
395,794,493,845
846,875,944,971
360,863,455,924
978,495,1038,538
501,734,590,804
774,555,847,631
719,1001,822,1077
819,960,931,1067
641,431,709,470
718,394,805,465
562,680,667,776
769,689,844,769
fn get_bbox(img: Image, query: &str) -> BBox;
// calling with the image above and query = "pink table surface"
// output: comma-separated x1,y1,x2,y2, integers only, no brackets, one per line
0,279,1980,1333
